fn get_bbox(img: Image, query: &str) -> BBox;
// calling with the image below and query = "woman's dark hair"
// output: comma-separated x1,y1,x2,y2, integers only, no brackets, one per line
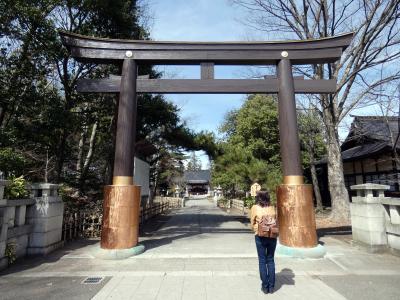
255,190,270,207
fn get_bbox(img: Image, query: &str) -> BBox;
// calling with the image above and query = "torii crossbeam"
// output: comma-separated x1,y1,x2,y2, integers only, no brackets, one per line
60,30,353,255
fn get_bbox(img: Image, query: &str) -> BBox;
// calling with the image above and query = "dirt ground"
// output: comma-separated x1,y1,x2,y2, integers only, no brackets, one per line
315,209,352,243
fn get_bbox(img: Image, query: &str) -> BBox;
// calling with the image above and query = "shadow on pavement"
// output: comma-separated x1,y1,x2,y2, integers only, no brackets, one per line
0,239,98,276
317,226,352,237
140,210,253,251
275,268,295,291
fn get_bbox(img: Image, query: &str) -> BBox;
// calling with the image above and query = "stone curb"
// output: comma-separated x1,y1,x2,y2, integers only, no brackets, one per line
92,244,146,260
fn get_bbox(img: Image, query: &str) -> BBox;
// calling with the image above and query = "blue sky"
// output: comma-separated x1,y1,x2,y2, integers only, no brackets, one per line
149,0,251,167
147,0,382,168
150,0,250,135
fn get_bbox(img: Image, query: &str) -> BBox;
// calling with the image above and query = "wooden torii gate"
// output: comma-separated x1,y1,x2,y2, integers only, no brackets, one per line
60,31,353,252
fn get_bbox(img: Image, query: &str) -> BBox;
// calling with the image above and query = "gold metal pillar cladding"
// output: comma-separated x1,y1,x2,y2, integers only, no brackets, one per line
283,175,304,185
277,184,318,248
112,176,133,186
101,184,141,249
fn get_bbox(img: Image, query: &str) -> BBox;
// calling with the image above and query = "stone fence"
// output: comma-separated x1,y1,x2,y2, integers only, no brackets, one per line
350,183,400,255
231,199,245,212
0,181,64,270
153,196,183,208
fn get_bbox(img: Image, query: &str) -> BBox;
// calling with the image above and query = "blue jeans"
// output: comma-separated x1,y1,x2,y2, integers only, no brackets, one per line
255,235,277,289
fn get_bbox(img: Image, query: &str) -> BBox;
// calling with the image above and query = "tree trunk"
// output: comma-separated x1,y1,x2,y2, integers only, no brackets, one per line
55,130,67,183
305,126,323,212
0,106,6,128
44,149,49,183
76,127,87,173
80,121,98,183
323,106,350,221
310,161,323,211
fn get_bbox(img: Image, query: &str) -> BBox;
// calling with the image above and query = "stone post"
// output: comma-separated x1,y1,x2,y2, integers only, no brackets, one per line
380,198,400,254
350,183,389,252
0,180,8,205
0,180,9,269
26,183,64,255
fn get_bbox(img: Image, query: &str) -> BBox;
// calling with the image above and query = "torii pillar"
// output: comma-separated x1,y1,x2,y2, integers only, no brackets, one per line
59,30,353,258
276,56,321,256
101,59,142,251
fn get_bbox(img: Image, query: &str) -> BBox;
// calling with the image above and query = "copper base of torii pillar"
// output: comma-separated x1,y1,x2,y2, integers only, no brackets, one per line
101,176,141,250
276,176,318,248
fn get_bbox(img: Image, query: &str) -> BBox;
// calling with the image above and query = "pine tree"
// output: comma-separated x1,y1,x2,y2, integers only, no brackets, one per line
186,152,202,171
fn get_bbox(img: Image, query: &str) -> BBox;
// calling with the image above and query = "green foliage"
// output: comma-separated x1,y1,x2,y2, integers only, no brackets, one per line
0,1,217,204
194,131,220,159
262,165,282,205
212,94,324,203
298,109,326,168
243,196,255,208
0,148,26,177
217,197,230,208
186,152,202,171
4,176,29,200
223,95,280,164
5,242,17,265
212,95,282,197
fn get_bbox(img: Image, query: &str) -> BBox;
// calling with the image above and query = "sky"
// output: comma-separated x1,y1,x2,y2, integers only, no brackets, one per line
146,0,386,168
149,0,252,167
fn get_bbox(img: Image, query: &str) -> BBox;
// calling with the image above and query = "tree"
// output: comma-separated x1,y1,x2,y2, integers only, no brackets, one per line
0,1,214,206
231,0,400,220
213,95,282,198
213,94,326,203
298,109,326,211
1,1,145,183
186,152,202,171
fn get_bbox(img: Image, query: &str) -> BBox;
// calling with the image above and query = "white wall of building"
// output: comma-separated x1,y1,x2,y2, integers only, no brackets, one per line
133,157,150,196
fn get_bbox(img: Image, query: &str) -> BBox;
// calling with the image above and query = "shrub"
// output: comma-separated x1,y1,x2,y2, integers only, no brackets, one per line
5,242,17,265
243,196,255,208
4,176,29,199
217,197,230,208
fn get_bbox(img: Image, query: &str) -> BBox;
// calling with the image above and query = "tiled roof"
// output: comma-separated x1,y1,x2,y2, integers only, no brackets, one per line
342,116,400,151
317,116,400,165
184,170,211,184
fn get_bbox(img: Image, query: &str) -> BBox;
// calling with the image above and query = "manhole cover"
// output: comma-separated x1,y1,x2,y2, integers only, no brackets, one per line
81,277,105,284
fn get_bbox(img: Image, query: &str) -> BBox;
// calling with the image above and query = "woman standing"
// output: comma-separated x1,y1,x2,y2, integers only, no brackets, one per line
250,190,278,294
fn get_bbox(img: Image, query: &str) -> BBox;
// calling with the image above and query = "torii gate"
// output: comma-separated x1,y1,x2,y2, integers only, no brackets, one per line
60,31,353,254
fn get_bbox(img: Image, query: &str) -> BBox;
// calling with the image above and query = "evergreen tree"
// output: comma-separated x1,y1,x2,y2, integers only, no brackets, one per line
0,0,215,205
186,152,202,171
212,94,325,202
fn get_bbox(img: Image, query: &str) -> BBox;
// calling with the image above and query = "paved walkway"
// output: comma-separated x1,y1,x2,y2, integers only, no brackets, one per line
1,199,400,300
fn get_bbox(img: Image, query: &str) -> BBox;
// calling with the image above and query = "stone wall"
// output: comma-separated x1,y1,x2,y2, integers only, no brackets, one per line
0,182,64,270
350,183,400,255
381,198,400,253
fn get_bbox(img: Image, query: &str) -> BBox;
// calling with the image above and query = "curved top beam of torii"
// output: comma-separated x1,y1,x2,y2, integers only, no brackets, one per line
59,30,353,65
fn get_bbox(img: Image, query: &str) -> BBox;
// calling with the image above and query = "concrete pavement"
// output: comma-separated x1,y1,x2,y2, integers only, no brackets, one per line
1,198,400,300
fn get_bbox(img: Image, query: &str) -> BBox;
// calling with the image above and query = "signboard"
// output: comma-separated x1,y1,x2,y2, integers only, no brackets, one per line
250,183,261,197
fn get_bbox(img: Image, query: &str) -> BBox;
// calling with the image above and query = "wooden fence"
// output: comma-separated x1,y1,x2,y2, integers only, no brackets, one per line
153,196,182,207
62,197,182,242
231,199,245,211
62,208,102,241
